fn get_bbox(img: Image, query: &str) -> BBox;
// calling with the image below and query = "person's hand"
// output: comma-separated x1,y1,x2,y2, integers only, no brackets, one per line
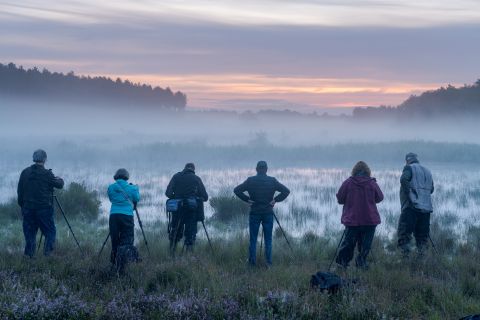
247,200,255,206
133,202,138,210
270,200,276,207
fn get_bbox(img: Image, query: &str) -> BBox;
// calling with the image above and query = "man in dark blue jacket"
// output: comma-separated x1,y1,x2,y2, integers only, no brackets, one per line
234,161,290,266
17,149,64,257
166,163,208,253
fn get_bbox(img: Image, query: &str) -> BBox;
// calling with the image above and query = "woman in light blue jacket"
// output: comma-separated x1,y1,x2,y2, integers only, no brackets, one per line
107,168,140,267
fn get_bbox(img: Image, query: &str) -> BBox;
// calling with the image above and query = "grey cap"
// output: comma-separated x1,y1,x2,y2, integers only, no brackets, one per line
32,149,47,163
114,168,130,180
256,161,268,169
405,152,418,164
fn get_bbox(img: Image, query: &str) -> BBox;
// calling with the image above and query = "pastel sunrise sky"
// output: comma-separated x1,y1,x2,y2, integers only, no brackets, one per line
1,0,479,110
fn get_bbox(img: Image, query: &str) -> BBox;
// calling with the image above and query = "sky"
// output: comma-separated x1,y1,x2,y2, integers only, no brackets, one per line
0,0,479,111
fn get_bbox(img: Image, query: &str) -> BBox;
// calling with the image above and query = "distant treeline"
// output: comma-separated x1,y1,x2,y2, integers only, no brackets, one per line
353,80,480,119
0,63,186,109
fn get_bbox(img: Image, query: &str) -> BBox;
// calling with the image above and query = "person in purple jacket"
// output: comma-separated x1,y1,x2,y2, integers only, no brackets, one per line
335,161,384,269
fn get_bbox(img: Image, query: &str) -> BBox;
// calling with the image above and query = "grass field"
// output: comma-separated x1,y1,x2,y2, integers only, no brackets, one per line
0,215,480,319
1,146,480,318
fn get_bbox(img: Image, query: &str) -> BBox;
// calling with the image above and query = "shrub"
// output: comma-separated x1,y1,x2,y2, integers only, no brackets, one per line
55,182,101,220
0,198,21,220
210,189,249,223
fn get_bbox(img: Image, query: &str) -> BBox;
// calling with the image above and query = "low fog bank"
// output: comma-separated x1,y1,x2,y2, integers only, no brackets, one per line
1,100,480,146
1,138,480,174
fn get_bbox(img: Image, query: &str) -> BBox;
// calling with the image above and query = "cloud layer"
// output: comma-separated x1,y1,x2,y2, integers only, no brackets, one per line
1,1,479,109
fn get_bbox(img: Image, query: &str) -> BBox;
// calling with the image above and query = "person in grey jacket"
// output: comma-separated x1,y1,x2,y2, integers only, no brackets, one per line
397,152,434,256
234,161,290,266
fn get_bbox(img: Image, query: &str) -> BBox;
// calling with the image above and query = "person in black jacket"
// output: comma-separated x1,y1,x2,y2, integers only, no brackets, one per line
234,161,290,266
17,149,64,257
165,163,208,253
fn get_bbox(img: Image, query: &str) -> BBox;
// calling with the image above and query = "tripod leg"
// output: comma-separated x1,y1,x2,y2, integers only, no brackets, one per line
273,213,293,252
37,233,43,253
98,232,110,259
328,229,346,271
429,234,439,255
259,225,264,257
202,221,214,253
54,196,82,252
170,214,183,256
135,208,150,256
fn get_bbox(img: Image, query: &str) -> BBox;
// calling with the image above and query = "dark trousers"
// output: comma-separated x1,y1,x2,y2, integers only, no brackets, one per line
109,214,134,264
397,207,430,253
22,207,56,257
249,212,274,265
169,207,197,247
336,225,376,268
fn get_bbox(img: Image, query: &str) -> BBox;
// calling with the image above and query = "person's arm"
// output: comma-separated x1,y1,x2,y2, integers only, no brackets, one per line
165,175,176,199
234,179,250,203
336,180,348,205
273,179,290,202
48,170,64,189
131,185,140,203
431,179,435,194
107,185,114,202
197,177,208,202
17,170,25,207
374,180,384,203
400,165,412,190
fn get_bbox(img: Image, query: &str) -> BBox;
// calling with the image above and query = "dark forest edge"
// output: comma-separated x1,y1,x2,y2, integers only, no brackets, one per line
353,80,480,119
0,63,187,110
1,62,479,119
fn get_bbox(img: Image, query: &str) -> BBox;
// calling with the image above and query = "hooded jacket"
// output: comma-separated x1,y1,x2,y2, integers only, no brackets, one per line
17,164,64,209
165,169,208,201
107,179,140,216
336,175,384,226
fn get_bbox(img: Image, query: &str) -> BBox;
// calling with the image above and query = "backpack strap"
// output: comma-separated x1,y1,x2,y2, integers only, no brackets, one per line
116,181,134,206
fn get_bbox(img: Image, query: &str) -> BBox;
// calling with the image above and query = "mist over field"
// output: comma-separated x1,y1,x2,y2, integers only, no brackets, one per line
1,0,480,317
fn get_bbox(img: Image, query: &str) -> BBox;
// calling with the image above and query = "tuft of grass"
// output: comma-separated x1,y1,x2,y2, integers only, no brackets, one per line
209,189,250,224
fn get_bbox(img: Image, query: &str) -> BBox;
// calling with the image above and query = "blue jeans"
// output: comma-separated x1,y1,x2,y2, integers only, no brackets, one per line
22,207,56,257
249,212,273,265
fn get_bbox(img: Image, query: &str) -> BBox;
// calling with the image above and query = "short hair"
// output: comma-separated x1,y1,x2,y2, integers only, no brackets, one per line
351,161,371,177
32,149,47,163
114,168,130,180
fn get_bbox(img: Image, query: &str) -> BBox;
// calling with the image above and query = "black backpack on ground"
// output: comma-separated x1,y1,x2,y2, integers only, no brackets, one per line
310,271,344,294
460,316,480,320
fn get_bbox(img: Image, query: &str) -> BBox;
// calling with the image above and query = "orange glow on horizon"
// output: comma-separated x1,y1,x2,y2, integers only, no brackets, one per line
96,73,443,108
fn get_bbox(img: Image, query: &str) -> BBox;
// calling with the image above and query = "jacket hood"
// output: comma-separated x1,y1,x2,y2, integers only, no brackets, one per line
182,168,195,174
349,176,376,186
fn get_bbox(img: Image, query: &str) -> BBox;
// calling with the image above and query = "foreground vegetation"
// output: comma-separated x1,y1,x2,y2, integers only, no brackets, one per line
0,213,479,320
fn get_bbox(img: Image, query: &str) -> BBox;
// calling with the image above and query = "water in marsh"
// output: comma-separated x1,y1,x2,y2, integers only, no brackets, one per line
1,163,479,240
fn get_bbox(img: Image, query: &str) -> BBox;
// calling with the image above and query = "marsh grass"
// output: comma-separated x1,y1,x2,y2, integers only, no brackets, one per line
0,217,480,319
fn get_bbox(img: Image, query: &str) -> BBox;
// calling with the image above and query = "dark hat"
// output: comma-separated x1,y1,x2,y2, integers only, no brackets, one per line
32,149,47,163
114,168,130,180
184,163,195,171
256,161,268,170
405,152,418,164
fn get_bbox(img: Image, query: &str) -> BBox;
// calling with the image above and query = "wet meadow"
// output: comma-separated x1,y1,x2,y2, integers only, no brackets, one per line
0,139,480,319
